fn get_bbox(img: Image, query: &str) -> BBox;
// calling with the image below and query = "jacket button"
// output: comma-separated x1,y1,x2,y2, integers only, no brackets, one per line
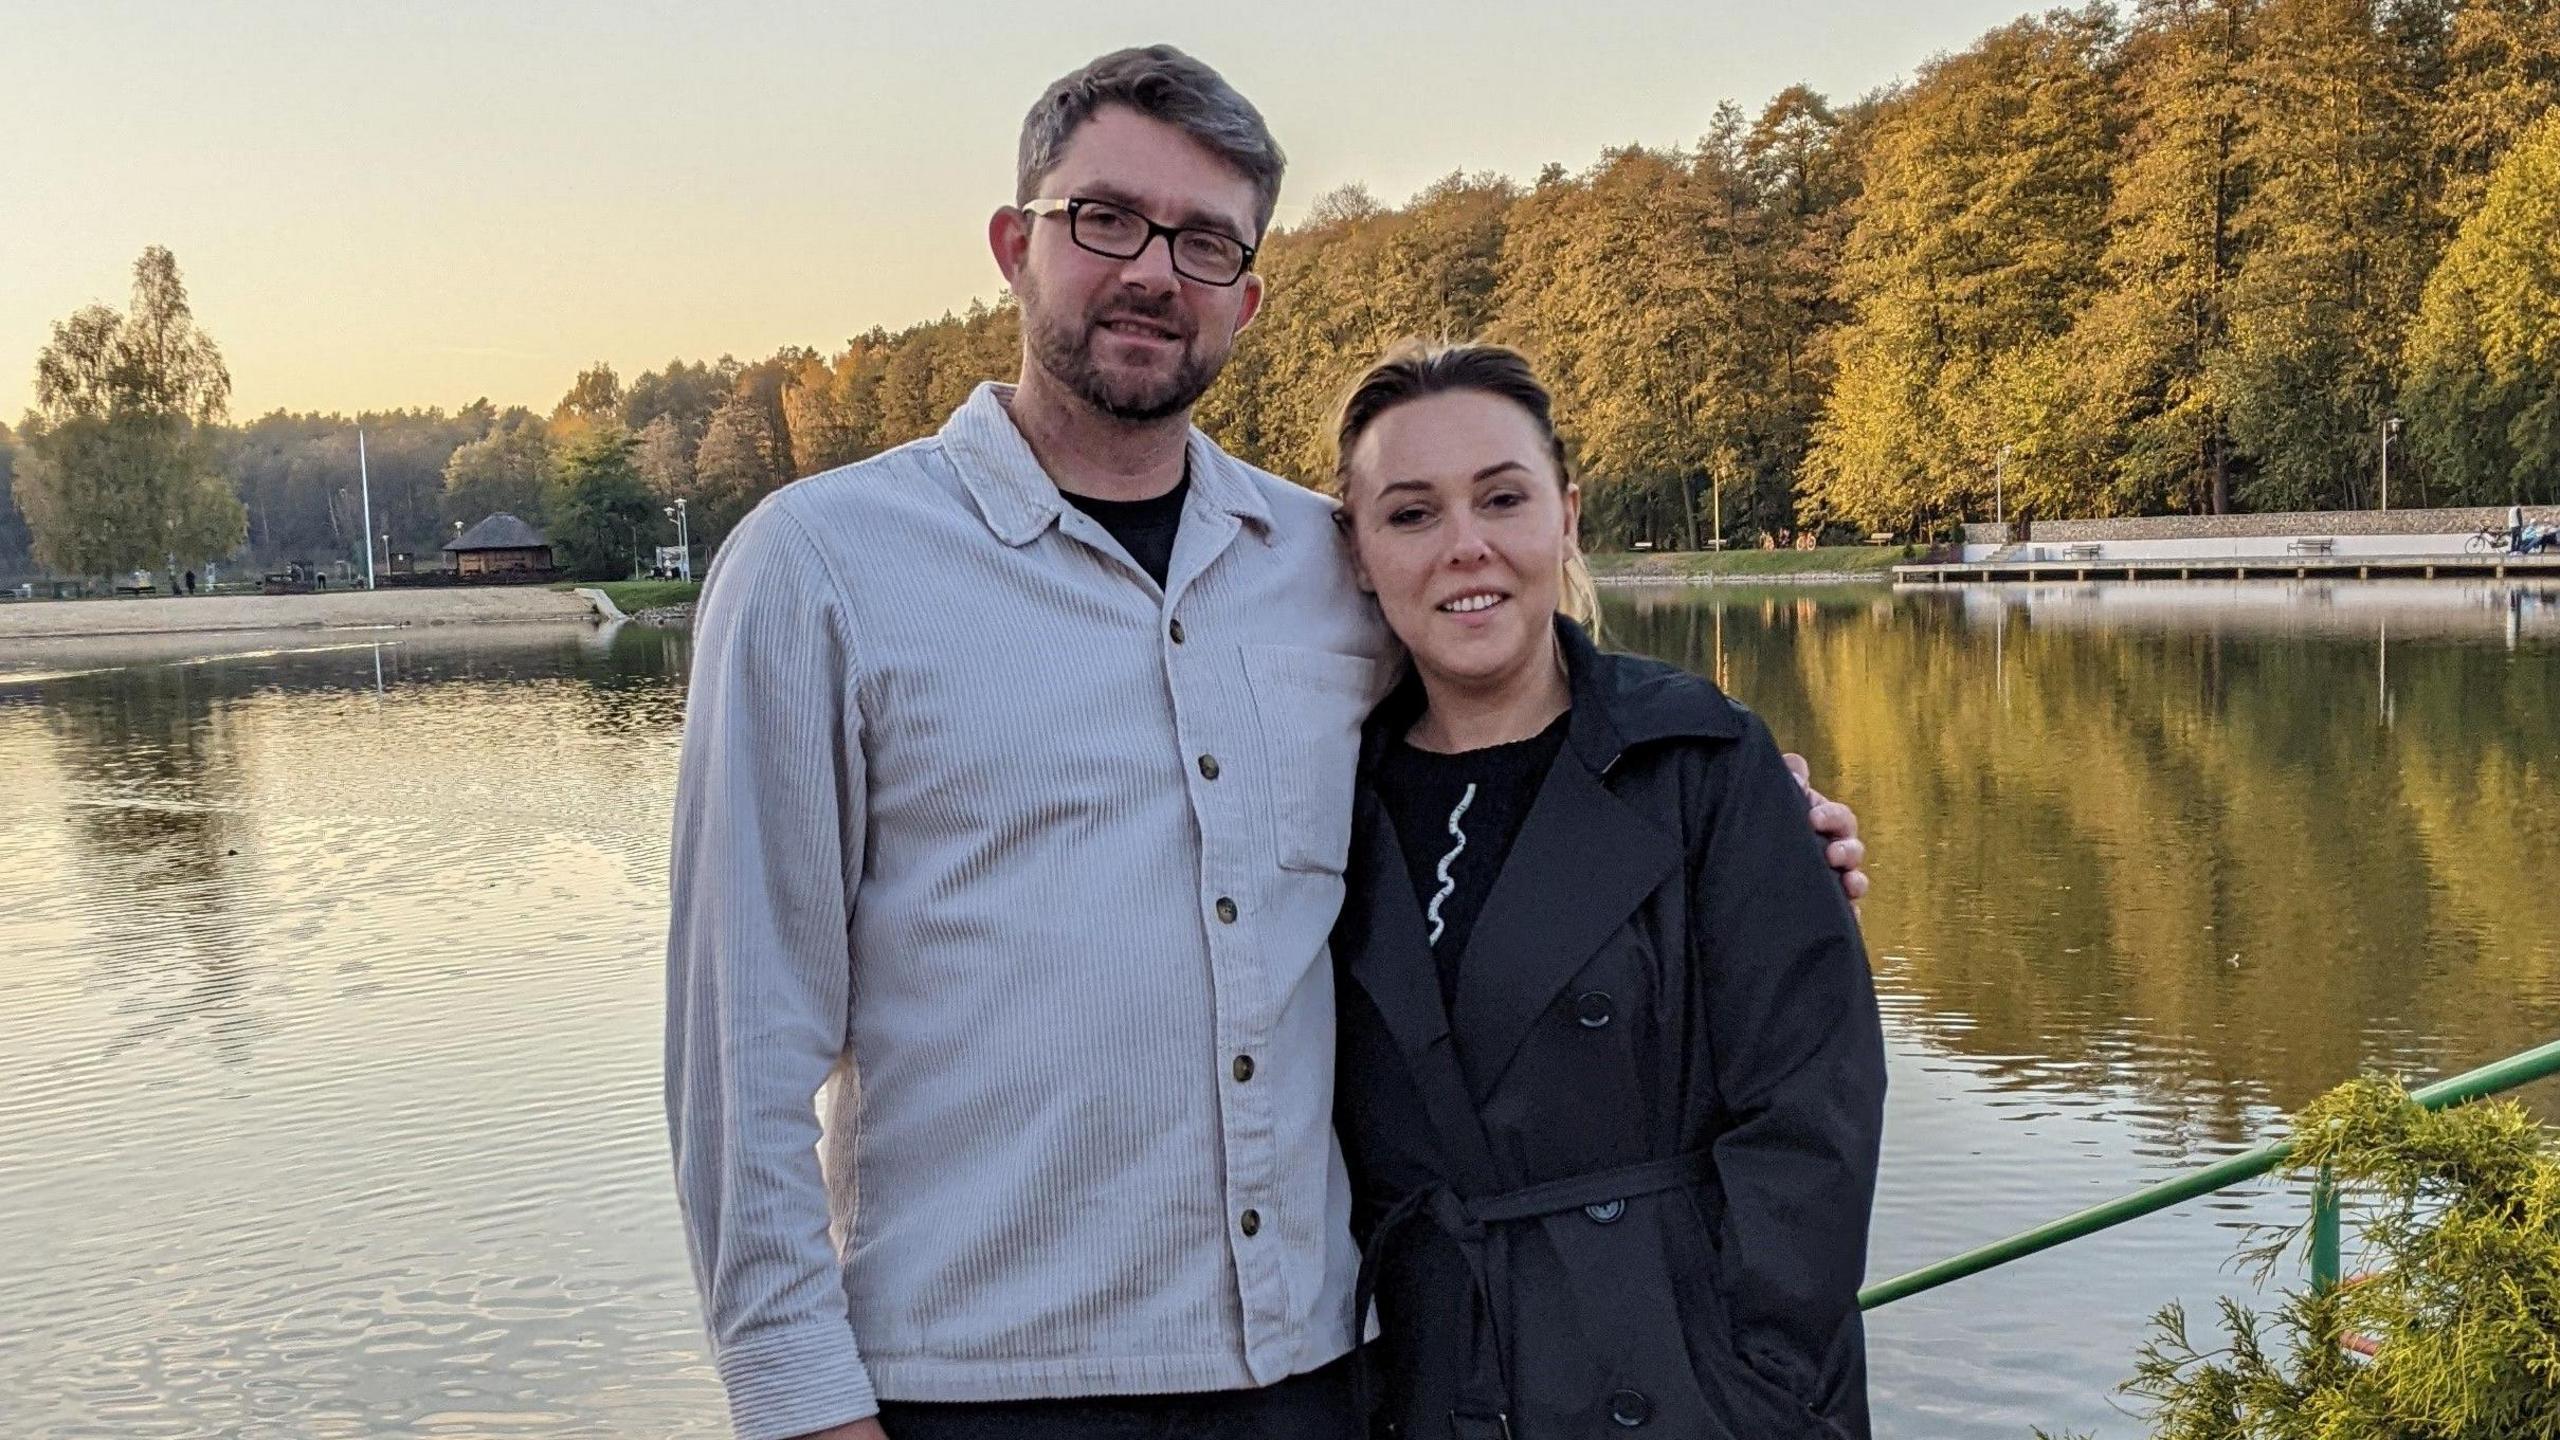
1239,1209,1261,1237
1608,1388,1652,1427
1584,1200,1625,1224
1232,1054,1256,1083
1216,897,1238,924
1198,754,1221,780
1169,618,1186,644
1575,991,1614,1028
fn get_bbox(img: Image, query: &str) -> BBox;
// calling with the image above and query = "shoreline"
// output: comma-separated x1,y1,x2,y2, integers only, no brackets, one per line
0,587,597,644
1593,571,1890,587
1586,545,1910,586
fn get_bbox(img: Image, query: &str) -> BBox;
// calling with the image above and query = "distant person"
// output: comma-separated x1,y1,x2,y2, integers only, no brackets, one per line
664,45,1869,1440
183,570,197,596
1327,341,1884,1440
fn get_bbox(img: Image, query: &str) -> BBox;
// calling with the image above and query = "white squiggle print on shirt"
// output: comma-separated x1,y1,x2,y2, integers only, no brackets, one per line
1424,783,1478,946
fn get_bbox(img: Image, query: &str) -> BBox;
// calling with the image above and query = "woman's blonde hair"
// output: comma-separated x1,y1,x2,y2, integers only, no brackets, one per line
1330,340,1601,636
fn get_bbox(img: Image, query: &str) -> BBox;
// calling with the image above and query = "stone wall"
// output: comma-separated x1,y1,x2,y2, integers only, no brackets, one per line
1963,507,2553,547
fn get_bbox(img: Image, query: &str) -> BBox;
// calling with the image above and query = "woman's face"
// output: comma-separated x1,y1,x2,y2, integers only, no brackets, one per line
1341,389,1580,690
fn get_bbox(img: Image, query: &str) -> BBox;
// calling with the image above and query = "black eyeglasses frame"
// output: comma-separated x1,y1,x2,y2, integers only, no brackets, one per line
1020,196,1258,287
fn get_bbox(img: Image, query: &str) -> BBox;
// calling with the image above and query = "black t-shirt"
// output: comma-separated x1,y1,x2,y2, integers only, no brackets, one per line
1374,711,1571,1010
1063,476,1189,589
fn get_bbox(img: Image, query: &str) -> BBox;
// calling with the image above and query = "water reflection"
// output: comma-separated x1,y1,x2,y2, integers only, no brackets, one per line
0,624,723,1438
2,592,2552,1440
31,660,266,1065
1609,581,2560,1131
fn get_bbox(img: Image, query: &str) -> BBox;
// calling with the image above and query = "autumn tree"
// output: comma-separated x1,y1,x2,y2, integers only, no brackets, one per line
1200,173,1516,482
1802,6,2122,536
633,414,693,504
1731,87,1868,539
2427,0,2560,221
2060,0,2260,516
622,358,733,450
15,246,247,577
691,392,784,550
2402,107,2560,503
2220,0,2441,511
1498,145,1754,547
783,338,890,475
42,4,2543,563
552,361,625,429
441,410,557,532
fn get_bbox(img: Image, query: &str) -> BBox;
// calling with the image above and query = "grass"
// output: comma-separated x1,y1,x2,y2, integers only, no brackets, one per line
569,579,702,611
1588,545,1910,580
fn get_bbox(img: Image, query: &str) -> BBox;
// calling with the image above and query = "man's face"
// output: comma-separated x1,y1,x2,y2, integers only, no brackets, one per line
993,105,1266,424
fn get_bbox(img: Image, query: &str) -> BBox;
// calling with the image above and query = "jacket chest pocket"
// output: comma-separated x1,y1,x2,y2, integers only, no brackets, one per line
1242,645,1378,874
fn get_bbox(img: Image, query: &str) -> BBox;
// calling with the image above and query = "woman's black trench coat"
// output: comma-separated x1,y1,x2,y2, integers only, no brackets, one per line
1335,618,1886,1440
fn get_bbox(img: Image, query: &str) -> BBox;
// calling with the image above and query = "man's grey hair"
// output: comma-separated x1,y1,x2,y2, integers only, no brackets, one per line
1017,45,1287,240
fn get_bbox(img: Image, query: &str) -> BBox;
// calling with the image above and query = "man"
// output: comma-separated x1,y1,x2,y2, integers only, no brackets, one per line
665,45,1869,1440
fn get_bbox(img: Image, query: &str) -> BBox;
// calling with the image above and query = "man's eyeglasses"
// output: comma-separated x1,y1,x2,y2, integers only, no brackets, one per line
1021,197,1258,287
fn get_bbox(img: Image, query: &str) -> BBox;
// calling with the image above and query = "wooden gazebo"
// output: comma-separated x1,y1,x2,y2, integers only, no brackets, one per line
443,513,555,577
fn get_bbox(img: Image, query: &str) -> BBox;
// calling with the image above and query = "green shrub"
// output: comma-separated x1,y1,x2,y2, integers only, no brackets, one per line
2042,1075,2560,1439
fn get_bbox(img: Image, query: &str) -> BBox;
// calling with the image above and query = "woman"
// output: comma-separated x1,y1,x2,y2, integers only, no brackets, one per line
1329,342,1885,1439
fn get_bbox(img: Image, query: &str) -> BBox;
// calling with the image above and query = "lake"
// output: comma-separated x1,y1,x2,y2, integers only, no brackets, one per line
5,580,2556,1438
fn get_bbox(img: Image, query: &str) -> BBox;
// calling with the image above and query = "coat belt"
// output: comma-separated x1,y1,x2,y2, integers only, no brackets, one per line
1352,1151,1714,1438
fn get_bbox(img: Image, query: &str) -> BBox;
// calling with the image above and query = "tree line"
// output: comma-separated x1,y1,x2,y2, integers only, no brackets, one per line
9,0,2556,580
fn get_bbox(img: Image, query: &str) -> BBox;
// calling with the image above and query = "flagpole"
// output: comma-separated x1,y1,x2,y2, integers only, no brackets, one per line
358,427,377,590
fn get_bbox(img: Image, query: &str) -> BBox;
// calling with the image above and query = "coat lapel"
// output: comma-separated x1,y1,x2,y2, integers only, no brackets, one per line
1342,788,1505,1190
1445,745,1680,1103
1344,616,1737,1172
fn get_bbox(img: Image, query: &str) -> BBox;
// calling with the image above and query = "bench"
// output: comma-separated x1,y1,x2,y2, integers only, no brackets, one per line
2059,543,2105,560
1867,532,1897,546
2285,537,2337,556
114,581,156,597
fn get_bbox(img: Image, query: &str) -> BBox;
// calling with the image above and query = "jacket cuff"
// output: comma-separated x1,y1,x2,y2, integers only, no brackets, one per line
715,1321,878,1440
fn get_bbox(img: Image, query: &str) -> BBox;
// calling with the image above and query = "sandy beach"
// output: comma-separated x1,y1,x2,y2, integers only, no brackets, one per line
0,586,596,644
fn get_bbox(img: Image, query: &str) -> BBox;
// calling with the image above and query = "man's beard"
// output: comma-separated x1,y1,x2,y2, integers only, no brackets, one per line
1020,279,1225,424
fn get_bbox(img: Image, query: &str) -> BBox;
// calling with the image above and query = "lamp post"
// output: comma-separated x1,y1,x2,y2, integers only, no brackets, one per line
665,498,692,580
2380,417,2401,512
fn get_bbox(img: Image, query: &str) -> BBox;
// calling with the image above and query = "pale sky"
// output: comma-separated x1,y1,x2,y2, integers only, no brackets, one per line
4,0,2030,422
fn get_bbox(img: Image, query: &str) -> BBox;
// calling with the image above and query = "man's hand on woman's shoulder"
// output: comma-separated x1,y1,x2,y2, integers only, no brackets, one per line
1781,751,1870,904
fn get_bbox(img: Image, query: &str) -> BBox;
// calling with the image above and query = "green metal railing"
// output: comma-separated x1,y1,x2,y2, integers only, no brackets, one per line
1858,1036,2560,1311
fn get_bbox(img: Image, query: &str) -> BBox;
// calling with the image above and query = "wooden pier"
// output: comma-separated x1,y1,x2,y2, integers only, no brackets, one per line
1895,554,2560,584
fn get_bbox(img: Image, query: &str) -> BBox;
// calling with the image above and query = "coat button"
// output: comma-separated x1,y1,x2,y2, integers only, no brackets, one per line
1215,897,1238,924
1239,1209,1261,1237
1575,991,1615,1028
1169,618,1186,644
1198,754,1221,780
1584,1200,1625,1224
1232,1054,1256,1083
1608,1389,1652,1427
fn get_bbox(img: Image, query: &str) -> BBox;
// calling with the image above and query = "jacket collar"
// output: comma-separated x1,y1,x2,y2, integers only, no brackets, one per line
1347,614,1744,1110
939,382,1275,548
1360,613,1742,780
